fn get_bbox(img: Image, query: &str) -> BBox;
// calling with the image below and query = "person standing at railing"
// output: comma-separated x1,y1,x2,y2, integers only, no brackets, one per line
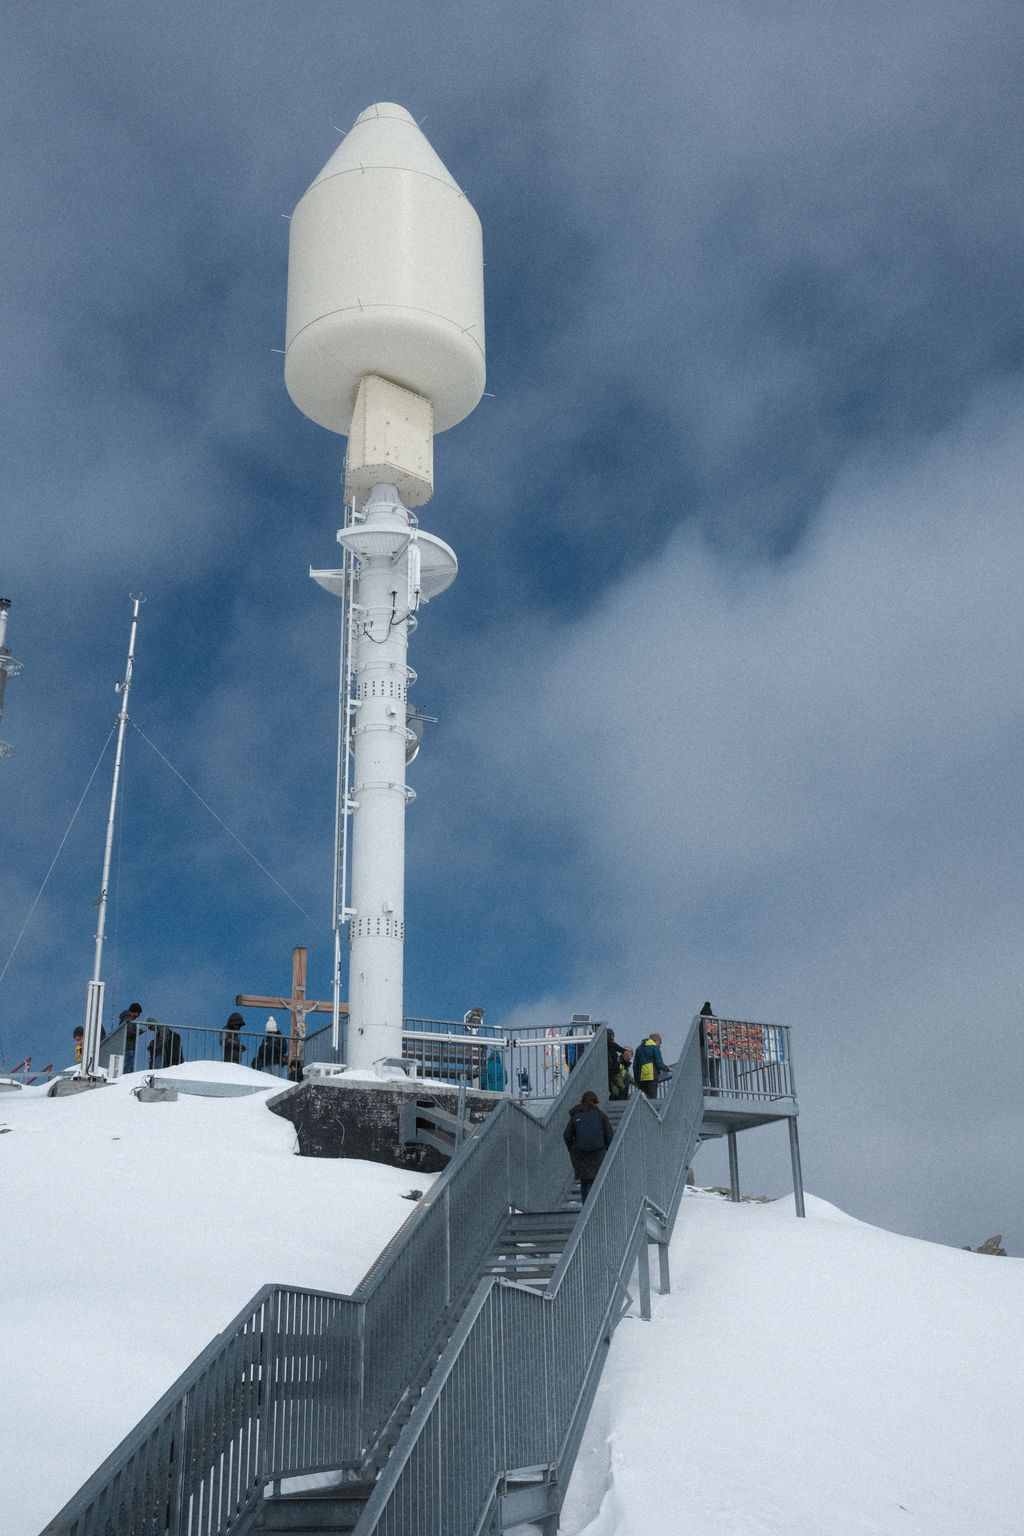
221,1011,247,1064
118,1003,143,1074
563,1089,614,1203
633,1033,670,1100
609,1046,633,1100
147,1019,183,1069
254,1017,289,1072
607,1028,627,1092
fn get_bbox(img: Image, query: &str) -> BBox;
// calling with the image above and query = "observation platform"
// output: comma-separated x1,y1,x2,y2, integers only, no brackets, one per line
693,1013,803,1209
697,1015,798,1136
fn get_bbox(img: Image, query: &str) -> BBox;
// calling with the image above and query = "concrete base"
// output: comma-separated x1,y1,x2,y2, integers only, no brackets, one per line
267,1075,506,1172
148,1076,267,1099
48,1076,111,1098
134,1084,178,1102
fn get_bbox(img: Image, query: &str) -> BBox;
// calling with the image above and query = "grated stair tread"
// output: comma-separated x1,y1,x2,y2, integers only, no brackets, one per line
255,1481,375,1532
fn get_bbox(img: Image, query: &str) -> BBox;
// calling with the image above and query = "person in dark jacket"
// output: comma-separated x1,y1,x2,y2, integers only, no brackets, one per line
606,1028,626,1091
609,1046,633,1101
633,1033,670,1100
221,1011,246,1064
254,1018,289,1072
147,1021,183,1069
563,1090,614,1203
118,1003,143,1074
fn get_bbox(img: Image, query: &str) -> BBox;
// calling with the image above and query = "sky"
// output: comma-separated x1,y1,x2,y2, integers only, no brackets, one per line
2,1,1023,1251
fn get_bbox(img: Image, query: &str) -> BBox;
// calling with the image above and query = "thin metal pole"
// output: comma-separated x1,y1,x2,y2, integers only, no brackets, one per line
81,598,141,1077
455,1071,467,1149
788,1116,806,1218
727,1130,740,1203
0,597,24,758
657,1243,670,1295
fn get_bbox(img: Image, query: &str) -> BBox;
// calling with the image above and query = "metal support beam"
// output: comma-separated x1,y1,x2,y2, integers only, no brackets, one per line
788,1116,806,1218
727,1130,740,1202
657,1242,670,1295
637,1239,651,1320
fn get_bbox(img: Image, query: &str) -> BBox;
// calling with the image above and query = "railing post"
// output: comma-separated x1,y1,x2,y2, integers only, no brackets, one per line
637,1239,651,1321
788,1116,806,1217
727,1130,740,1202
657,1243,670,1295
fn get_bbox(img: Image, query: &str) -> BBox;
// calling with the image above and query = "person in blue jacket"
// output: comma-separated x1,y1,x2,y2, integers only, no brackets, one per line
563,1090,614,1203
632,1033,671,1100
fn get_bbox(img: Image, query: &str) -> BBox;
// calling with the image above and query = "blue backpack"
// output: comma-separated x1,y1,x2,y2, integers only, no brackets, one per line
574,1108,606,1153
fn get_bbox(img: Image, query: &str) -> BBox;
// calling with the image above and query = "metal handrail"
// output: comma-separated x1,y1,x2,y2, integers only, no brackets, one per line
350,1021,706,1535
41,1028,613,1535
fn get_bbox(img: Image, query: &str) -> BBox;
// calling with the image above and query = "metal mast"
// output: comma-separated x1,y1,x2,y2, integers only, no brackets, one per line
0,598,24,758
79,598,142,1078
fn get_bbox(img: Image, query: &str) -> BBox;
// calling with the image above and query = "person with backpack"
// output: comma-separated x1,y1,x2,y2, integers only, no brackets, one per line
563,1089,614,1203
609,1045,633,1101
633,1033,671,1100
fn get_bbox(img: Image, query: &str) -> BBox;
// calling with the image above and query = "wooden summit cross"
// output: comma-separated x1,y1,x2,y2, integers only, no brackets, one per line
236,946,347,1076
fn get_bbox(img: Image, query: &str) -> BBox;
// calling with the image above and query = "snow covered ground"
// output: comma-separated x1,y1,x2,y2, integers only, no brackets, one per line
560,1189,1024,1536
4,1076,1021,1536
0,1064,435,1536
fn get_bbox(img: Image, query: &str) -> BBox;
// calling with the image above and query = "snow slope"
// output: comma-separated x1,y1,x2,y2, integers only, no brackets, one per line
4,1078,1022,1536
560,1189,1024,1536
0,1066,435,1536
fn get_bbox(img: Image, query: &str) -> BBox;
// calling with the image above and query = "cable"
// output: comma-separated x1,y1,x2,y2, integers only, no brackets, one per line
127,719,330,938
0,728,115,1068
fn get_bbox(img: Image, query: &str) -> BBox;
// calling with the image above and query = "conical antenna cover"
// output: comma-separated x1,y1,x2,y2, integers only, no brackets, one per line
285,102,485,436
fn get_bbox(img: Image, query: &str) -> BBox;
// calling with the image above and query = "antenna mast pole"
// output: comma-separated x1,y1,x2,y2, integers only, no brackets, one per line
80,598,142,1078
0,598,24,759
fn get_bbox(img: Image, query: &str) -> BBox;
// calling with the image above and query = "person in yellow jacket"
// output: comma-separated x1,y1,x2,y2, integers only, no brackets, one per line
632,1033,670,1100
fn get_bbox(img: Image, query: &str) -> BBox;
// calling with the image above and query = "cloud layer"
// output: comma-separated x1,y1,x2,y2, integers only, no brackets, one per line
2,1,1023,1250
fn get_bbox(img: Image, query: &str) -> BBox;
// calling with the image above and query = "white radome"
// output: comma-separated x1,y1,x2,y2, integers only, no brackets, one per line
285,103,485,436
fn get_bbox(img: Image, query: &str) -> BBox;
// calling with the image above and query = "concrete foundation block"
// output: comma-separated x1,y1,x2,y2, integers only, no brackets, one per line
267,1075,505,1171
48,1077,111,1098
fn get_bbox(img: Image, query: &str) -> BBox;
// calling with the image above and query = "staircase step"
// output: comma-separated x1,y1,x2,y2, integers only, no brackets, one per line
255,1485,375,1532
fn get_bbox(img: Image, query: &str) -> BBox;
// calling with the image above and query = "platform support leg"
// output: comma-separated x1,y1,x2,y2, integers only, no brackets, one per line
727,1130,740,1203
657,1242,671,1295
788,1116,805,1217
638,1239,652,1320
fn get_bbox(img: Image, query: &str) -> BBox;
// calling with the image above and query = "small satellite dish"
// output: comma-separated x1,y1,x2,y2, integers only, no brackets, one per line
405,706,436,765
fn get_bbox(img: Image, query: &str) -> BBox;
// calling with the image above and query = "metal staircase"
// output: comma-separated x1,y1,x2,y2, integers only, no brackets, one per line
41,1023,720,1536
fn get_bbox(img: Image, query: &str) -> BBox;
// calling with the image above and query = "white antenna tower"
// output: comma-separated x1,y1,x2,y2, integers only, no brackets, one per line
285,102,484,1069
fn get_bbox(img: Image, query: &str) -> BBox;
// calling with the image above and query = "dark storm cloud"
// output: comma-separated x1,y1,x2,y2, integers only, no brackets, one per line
1,2,1022,1248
